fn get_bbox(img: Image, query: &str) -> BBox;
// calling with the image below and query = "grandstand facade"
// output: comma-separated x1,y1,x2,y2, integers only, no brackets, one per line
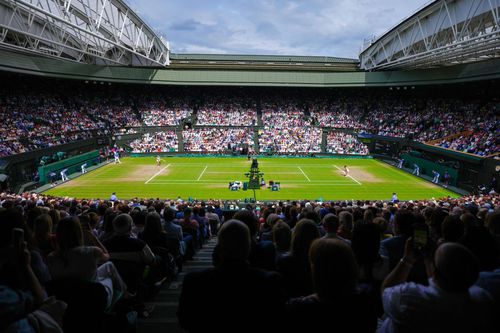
0,0,498,195
1,1,500,333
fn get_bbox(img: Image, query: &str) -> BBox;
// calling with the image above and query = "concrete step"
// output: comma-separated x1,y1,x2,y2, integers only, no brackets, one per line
146,302,178,320
155,290,181,302
137,321,183,333
137,235,217,333
184,260,212,266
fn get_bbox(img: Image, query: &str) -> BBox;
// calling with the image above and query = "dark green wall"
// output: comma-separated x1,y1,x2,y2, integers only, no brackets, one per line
1,49,500,87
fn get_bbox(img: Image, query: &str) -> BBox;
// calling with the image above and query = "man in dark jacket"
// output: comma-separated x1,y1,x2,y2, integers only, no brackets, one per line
177,220,285,332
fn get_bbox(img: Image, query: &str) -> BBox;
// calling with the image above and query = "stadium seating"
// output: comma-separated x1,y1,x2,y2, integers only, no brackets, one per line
0,76,498,157
1,191,499,332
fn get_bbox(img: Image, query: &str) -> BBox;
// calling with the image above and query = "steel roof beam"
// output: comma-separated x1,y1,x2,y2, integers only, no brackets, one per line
360,0,500,70
0,0,170,66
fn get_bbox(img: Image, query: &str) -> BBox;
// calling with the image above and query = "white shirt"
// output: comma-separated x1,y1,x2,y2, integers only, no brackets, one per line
378,279,493,333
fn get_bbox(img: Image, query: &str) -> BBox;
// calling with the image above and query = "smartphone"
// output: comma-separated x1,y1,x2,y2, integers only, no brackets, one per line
413,224,428,252
12,228,24,249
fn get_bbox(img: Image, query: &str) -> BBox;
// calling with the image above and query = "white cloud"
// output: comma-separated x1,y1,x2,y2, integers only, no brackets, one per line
127,0,430,58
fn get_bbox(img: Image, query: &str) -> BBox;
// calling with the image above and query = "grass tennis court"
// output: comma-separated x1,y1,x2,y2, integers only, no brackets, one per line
43,157,459,201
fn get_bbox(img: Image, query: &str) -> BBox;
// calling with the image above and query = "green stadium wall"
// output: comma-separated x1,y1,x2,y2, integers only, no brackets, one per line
38,150,100,184
1,49,500,87
402,153,458,186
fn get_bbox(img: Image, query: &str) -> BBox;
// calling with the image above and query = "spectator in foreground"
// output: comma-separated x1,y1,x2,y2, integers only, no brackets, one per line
322,213,350,244
178,220,285,332
380,209,415,269
32,213,56,258
286,238,377,331
379,241,493,332
47,216,128,308
338,211,354,240
102,214,156,295
277,219,320,298
272,220,291,261
233,209,276,271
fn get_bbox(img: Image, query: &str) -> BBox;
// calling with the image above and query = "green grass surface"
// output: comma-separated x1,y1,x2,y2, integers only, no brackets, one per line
43,157,459,201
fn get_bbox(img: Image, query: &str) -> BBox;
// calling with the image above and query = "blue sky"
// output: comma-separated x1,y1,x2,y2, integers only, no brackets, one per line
127,0,431,58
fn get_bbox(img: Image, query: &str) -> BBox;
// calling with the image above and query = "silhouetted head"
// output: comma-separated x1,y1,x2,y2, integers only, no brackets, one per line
217,219,251,261
433,242,479,293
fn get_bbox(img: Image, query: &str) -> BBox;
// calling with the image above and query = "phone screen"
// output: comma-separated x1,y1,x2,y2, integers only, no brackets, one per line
12,228,24,248
413,228,427,250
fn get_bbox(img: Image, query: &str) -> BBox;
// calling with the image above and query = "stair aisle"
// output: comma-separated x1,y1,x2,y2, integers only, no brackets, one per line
176,129,184,152
321,129,328,153
137,238,218,333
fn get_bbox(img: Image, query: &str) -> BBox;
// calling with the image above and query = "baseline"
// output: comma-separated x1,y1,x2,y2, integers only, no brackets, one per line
297,166,311,182
332,164,362,185
197,165,208,181
145,164,171,184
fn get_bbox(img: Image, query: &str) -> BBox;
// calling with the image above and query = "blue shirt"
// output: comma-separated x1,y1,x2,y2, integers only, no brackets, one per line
0,286,36,333
379,279,493,333
476,268,500,300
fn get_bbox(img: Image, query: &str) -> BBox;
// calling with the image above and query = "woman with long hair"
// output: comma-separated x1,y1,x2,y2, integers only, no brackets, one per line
286,238,377,332
276,219,320,297
47,216,129,308
32,213,56,258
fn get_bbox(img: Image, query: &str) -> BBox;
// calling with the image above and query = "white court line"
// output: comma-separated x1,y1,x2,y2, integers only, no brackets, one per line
197,165,208,181
332,164,362,185
204,171,247,174
205,171,303,175
149,181,359,186
164,163,336,168
145,164,171,184
297,166,311,182
148,180,354,184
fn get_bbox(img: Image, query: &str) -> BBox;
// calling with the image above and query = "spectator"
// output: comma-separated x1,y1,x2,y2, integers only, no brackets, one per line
322,213,350,244
47,216,128,308
32,213,56,258
277,219,320,298
380,209,415,269
178,220,285,332
102,214,156,294
233,209,276,271
379,241,493,332
286,238,377,332
272,220,291,261
338,211,354,240
352,222,390,283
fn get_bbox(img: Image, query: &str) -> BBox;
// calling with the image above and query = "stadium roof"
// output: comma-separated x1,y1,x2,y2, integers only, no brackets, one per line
0,0,170,66
360,0,500,70
169,53,359,72
171,53,358,63
2,47,500,87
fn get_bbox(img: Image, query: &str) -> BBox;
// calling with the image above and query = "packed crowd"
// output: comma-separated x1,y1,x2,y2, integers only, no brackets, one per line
435,108,499,156
196,110,257,126
142,109,192,127
0,86,141,155
0,75,498,157
1,190,499,332
327,131,369,155
130,131,179,153
259,126,322,154
259,108,320,153
311,110,364,129
261,108,311,128
182,128,255,153
196,96,258,126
